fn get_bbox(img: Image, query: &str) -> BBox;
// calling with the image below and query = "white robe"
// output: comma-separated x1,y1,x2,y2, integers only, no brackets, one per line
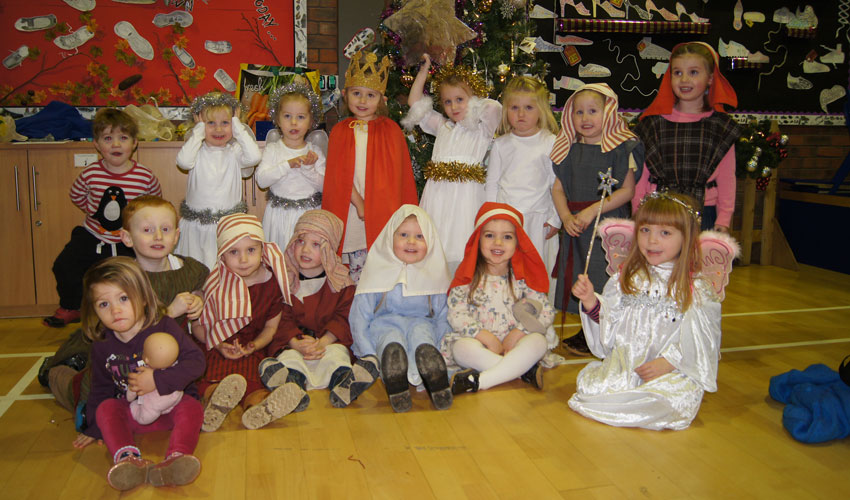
568,262,722,430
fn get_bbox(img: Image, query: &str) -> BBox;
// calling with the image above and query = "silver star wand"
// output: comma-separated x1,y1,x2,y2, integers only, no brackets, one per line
584,168,618,274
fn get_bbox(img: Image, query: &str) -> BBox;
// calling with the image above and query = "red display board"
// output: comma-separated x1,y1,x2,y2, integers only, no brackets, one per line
0,1,295,106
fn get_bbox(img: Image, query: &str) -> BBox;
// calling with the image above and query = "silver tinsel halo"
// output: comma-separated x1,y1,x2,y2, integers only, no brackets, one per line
268,82,323,129
189,91,241,116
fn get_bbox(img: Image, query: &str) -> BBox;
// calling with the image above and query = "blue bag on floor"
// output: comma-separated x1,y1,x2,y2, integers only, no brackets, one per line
769,364,850,443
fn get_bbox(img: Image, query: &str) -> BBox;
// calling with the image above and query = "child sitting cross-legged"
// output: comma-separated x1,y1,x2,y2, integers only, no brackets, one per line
257,210,380,411
194,214,305,431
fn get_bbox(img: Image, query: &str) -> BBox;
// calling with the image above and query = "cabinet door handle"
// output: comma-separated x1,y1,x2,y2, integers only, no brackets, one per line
31,165,39,212
14,165,20,212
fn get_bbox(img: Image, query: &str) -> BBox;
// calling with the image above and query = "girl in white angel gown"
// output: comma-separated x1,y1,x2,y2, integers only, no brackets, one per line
402,54,501,272
569,192,723,430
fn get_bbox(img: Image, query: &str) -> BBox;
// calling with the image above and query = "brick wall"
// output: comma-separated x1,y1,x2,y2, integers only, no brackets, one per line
307,0,338,78
307,0,339,125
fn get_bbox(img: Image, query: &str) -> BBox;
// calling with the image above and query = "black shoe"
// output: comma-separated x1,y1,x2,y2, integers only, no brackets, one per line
451,369,480,395
64,353,87,371
520,362,544,391
414,344,452,410
562,330,591,357
285,369,310,413
329,356,380,408
381,342,411,413
37,356,54,387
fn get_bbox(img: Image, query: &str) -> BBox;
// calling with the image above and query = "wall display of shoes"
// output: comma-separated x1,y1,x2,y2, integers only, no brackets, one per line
533,0,849,121
1,2,303,107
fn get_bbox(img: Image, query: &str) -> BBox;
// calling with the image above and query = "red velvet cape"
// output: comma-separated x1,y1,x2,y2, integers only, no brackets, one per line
322,116,418,252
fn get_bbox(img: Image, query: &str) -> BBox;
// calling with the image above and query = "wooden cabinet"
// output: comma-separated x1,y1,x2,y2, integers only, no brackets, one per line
0,141,268,317
0,148,36,310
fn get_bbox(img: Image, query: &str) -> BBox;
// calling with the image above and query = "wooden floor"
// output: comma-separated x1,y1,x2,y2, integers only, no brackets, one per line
1,264,849,499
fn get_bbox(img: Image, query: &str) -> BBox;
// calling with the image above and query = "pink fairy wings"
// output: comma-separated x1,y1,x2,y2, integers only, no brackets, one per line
598,219,741,300
598,218,634,277
699,230,741,301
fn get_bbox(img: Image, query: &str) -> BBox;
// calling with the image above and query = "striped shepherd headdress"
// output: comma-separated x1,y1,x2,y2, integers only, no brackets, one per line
550,83,636,164
199,213,291,350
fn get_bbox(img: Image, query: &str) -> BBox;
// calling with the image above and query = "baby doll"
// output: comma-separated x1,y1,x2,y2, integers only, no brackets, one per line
126,332,183,425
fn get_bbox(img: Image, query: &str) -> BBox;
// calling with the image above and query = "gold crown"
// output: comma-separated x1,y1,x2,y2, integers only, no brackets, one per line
344,51,391,94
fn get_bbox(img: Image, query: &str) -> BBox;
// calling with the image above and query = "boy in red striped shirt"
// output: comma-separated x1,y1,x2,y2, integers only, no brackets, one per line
45,108,162,327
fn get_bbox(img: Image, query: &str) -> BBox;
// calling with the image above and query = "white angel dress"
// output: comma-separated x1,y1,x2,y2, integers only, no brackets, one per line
402,96,502,271
484,129,560,276
175,117,261,268
568,219,739,430
255,130,327,251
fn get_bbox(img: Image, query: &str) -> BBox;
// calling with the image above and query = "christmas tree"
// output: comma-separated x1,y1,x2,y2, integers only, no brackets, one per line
374,0,549,191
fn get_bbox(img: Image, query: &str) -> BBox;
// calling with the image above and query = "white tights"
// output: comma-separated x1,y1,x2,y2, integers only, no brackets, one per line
451,333,547,390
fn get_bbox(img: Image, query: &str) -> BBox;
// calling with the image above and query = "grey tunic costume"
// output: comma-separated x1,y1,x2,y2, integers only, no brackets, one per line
553,140,644,313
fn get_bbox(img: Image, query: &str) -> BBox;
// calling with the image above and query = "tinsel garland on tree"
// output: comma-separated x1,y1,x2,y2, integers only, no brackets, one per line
375,0,549,193
735,119,789,191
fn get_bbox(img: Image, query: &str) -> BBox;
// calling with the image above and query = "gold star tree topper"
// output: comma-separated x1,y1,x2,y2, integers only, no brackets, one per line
383,0,477,66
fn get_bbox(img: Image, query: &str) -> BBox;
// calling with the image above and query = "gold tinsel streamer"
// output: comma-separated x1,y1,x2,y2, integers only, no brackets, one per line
429,64,491,99
423,161,487,183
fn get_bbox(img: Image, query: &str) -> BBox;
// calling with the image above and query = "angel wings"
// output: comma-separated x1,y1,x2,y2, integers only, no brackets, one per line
598,218,741,300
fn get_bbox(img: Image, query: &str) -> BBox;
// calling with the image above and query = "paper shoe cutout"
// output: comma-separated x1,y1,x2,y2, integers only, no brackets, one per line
15,14,57,32
3,45,29,69
205,40,233,54
54,26,94,50
579,63,611,78
637,37,670,61
820,85,846,113
553,76,585,91
215,68,237,92
153,10,194,28
651,62,669,78
114,21,154,60
786,73,812,90
172,45,195,68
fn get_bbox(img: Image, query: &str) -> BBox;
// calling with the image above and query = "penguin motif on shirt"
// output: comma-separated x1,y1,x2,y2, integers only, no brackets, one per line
94,186,127,233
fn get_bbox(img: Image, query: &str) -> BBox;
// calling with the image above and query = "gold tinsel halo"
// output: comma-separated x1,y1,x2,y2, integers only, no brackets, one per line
429,64,491,102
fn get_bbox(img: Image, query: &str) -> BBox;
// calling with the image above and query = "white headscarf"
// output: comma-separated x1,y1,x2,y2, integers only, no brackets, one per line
355,204,451,297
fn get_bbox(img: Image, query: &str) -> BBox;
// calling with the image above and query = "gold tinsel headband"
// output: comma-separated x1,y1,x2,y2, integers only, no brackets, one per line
429,64,491,100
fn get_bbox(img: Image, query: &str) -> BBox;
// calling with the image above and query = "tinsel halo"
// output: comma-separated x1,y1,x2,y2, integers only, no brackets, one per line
429,64,491,100
189,91,241,116
268,82,323,129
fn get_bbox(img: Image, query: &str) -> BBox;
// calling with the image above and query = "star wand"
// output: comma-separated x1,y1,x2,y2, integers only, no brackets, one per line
584,168,618,274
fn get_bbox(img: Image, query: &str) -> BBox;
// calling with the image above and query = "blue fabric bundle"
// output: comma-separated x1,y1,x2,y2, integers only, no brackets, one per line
15,101,91,140
769,364,850,443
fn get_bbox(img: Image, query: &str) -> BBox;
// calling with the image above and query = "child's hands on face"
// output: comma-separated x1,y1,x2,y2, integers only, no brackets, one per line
475,330,503,355
635,357,675,382
128,366,156,396
544,223,559,240
571,274,597,310
72,433,100,449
